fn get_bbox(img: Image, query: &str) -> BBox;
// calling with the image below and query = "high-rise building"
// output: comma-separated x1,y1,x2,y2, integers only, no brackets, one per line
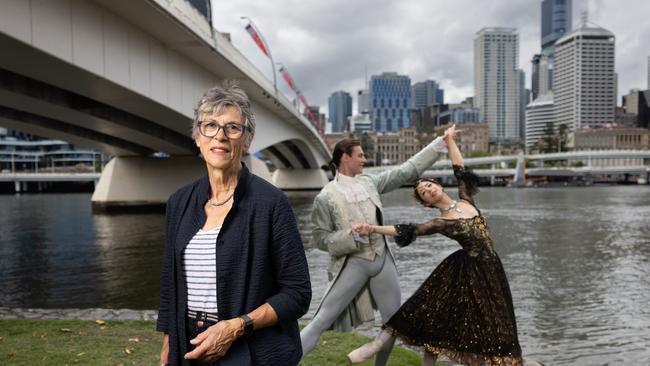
622,89,650,129
328,91,352,132
531,54,541,99
369,72,411,132
533,0,572,97
554,25,616,130
541,0,573,56
531,53,552,100
412,80,444,108
357,89,370,114
474,27,522,143
450,108,481,124
350,113,373,133
412,82,429,108
647,56,650,90
519,70,530,141
304,105,327,132
525,92,554,148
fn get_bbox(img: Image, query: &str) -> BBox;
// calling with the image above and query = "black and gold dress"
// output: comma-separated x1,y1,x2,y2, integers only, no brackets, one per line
385,165,522,366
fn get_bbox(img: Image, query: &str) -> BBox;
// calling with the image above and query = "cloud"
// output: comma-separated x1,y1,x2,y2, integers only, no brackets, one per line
213,0,650,116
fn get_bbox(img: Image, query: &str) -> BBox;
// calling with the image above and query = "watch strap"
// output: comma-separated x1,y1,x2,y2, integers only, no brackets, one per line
240,314,254,336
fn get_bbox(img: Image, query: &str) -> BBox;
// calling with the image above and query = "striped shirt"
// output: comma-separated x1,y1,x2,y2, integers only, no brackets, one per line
183,227,220,313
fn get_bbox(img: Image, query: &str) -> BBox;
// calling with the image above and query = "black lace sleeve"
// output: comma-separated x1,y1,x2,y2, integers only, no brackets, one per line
395,224,417,247
453,165,480,204
414,218,448,237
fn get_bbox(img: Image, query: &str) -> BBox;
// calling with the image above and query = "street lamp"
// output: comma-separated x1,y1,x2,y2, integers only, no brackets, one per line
240,16,277,95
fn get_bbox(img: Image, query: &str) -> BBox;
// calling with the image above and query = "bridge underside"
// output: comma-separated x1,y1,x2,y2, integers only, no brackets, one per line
0,31,195,156
0,9,330,207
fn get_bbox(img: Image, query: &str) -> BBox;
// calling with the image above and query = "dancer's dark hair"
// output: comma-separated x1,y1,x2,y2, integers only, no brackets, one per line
329,139,361,176
412,178,443,207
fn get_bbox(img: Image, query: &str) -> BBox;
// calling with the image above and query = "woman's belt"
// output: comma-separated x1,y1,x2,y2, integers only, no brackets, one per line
186,310,219,322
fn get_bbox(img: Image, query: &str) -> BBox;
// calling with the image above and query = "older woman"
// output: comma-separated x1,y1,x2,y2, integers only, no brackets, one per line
157,80,311,366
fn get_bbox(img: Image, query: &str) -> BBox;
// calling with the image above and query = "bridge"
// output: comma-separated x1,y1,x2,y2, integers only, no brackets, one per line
418,150,650,169
365,149,650,183
0,0,330,208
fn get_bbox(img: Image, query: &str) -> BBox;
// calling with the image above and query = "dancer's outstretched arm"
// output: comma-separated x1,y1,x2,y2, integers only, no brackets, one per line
352,223,397,237
370,224,397,236
444,124,464,167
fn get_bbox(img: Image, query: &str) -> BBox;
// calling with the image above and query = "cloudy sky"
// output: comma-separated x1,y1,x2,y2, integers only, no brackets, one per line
212,0,650,117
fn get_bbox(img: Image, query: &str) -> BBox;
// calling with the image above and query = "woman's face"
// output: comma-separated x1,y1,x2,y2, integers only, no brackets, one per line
195,106,246,170
416,180,444,206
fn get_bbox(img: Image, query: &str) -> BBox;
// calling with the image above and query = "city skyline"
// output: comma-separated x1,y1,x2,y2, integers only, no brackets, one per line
212,0,650,117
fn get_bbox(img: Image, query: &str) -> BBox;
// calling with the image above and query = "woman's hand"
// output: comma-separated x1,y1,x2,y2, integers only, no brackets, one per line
159,333,169,366
184,318,244,361
352,223,373,236
443,124,458,143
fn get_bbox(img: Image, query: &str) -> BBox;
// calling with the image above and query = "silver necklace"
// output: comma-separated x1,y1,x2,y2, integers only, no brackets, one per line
439,200,462,213
207,193,234,207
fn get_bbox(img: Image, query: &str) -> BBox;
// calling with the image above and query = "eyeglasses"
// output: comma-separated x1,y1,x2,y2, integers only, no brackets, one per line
197,121,247,139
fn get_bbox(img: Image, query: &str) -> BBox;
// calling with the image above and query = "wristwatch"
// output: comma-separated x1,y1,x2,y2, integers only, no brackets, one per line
239,314,254,336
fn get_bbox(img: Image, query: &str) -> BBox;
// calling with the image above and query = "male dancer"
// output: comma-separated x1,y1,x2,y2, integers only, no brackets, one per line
301,137,446,365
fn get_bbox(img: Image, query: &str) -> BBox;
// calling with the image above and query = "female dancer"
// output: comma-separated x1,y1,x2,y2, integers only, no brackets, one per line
347,125,522,366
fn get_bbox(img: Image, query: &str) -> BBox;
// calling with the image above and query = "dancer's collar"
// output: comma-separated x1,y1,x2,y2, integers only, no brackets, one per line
335,173,370,203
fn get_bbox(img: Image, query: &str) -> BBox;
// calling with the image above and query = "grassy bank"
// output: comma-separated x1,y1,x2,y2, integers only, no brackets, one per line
0,319,424,365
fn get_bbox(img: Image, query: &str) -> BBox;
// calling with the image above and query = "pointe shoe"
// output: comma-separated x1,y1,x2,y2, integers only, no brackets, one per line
346,339,383,364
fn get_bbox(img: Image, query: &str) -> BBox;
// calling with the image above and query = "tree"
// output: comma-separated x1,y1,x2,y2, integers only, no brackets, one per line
469,150,491,158
537,122,558,153
360,132,375,166
558,124,569,152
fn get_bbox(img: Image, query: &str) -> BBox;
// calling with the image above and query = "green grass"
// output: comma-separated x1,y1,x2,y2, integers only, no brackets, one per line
0,319,427,365
299,330,422,366
0,319,160,365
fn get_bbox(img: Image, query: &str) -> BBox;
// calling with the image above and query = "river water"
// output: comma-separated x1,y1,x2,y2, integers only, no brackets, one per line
1,186,649,364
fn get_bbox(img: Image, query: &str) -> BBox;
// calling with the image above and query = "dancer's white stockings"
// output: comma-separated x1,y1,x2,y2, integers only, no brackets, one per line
347,330,394,363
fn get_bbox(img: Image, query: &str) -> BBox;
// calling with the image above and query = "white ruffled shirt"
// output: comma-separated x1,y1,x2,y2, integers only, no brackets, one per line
332,136,448,260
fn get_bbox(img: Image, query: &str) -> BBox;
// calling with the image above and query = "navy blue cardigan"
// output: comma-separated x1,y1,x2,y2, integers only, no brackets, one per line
157,164,311,365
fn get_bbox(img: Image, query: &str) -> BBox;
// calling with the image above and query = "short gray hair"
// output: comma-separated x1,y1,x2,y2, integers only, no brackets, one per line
192,80,256,150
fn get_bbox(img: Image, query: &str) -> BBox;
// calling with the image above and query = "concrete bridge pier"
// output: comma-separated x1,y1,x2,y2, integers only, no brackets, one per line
90,155,274,211
271,168,329,190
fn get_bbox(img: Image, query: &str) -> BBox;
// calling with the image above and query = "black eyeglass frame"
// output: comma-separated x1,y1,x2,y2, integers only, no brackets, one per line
197,120,248,139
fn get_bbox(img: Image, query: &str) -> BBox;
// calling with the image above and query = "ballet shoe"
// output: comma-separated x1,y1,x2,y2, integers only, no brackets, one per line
346,339,383,364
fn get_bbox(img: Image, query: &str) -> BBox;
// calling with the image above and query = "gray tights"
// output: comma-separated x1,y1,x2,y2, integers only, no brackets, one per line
300,250,401,366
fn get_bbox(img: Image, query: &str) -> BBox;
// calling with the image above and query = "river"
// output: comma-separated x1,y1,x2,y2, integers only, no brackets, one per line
1,186,649,364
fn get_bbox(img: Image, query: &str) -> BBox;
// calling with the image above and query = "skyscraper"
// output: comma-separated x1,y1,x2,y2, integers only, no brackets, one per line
369,72,411,132
474,28,522,143
534,0,572,96
357,89,370,114
412,80,444,108
519,70,530,141
554,25,616,130
531,54,541,99
328,91,353,132
525,92,554,148
531,53,552,100
541,0,573,56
